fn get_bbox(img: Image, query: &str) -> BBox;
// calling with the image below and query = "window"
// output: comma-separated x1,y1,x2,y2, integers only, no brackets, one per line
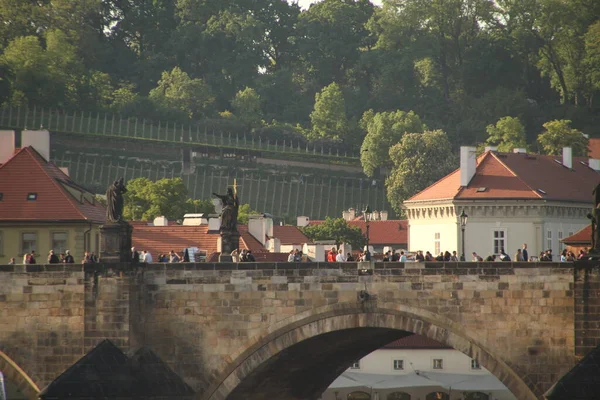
547,230,552,251
21,232,37,254
426,392,449,400
558,231,563,251
0,193,3,201
27,193,37,201
432,359,443,369
52,232,68,253
393,359,404,370
387,393,411,400
350,360,360,369
434,232,440,255
0,231,3,255
471,359,481,370
465,393,490,400
493,230,505,254
348,392,370,400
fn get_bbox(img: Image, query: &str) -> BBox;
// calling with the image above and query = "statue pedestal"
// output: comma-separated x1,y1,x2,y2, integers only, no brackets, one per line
100,221,133,263
219,230,240,261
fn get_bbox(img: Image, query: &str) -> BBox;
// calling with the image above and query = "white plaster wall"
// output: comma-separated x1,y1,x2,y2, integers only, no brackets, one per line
543,218,589,257
408,221,458,255
354,349,487,375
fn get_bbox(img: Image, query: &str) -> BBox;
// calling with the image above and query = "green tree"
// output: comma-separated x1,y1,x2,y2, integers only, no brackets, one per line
301,217,366,248
485,116,527,152
537,120,589,156
386,130,457,213
360,109,426,177
237,203,258,225
123,177,213,221
309,82,348,142
231,87,263,126
149,67,215,118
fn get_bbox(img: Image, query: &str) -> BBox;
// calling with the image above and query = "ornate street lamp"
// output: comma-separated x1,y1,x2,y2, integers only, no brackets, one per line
460,209,468,261
364,205,372,258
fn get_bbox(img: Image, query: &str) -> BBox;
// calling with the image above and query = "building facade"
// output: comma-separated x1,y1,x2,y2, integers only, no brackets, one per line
0,130,106,264
403,147,599,260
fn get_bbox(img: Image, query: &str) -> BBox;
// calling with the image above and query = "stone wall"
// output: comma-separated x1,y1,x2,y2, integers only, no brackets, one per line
0,261,585,400
131,262,577,400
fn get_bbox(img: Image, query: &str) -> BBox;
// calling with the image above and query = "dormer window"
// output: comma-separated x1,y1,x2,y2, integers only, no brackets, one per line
0,193,3,201
476,187,487,193
27,193,37,201
537,189,547,195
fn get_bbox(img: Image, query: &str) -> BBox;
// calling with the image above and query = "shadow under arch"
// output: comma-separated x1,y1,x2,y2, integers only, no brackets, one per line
0,350,40,400
202,302,538,400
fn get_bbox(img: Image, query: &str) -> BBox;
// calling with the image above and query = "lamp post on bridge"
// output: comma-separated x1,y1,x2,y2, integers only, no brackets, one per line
363,205,372,260
460,209,468,261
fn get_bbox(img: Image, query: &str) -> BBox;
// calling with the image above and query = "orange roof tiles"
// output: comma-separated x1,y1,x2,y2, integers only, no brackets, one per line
589,138,600,159
407,151,600,203
0,146,106,223
308,220,408,246
132,223,269,259
272,225,309,244
562,225,591,245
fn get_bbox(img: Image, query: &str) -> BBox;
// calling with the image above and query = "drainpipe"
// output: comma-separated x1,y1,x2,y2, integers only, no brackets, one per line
83,221,92,253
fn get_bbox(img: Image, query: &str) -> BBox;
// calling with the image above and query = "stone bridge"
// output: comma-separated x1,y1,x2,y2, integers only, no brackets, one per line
0,261,598,400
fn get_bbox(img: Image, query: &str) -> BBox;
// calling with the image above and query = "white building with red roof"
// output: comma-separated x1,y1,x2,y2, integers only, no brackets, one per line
0,130,106,264
403,146,600,260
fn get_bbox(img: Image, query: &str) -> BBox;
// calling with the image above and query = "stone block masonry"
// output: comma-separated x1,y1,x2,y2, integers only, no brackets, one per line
0,261,588,400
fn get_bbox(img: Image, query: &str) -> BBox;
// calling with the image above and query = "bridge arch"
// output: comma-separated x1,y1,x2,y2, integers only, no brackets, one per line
0,350,40,400
203,302,538,400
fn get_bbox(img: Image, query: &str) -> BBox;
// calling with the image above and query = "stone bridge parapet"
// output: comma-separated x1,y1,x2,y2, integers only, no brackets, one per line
0,261,598,400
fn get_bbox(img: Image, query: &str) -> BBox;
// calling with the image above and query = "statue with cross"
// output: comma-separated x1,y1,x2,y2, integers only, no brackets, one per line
213,179,240,233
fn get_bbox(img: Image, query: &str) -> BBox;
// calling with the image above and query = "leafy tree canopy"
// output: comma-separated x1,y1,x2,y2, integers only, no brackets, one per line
237,203,258,225
537,120,589,156
485,116,527,152
309,82,348,142
360,109,426,177
301,217,366,249
386,130,457,213
123,177,214,221
231,87,263,126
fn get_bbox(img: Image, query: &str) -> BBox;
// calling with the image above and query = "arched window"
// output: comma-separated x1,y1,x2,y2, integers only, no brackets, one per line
465,392,490,400
425,392,449,400
347,391,371,400
387,392,411,400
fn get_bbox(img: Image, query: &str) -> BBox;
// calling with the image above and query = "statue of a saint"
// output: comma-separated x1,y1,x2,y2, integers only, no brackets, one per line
213,187,239,232
106,178,127,223
589,182,600,254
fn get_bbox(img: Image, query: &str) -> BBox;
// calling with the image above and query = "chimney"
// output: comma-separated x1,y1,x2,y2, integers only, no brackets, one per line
248,214,273,245
22,130,50,161
342,209,351,221
589,159,600,171
484,146,498,152
297,216,310,227
183,213,208,226
153,216,168,226
347,208,356,221
380,210,388,221
0,130,16,165
460,146,477,187
513,148,527,154
562,147,572,169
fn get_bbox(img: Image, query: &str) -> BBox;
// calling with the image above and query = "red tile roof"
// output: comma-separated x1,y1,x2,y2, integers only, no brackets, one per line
272,225,310,244
308,220,408,246
407,151,600,203
562,225,591,245
132,223,268,259
0,146,106,223
589,138,600,159
383,335,451,349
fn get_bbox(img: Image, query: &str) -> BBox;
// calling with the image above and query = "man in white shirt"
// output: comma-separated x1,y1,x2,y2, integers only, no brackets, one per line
142,250,153,263
335,249,346,262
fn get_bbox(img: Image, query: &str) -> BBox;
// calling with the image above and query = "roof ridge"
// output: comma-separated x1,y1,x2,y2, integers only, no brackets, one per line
25,147,91,220
489,151,542,199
